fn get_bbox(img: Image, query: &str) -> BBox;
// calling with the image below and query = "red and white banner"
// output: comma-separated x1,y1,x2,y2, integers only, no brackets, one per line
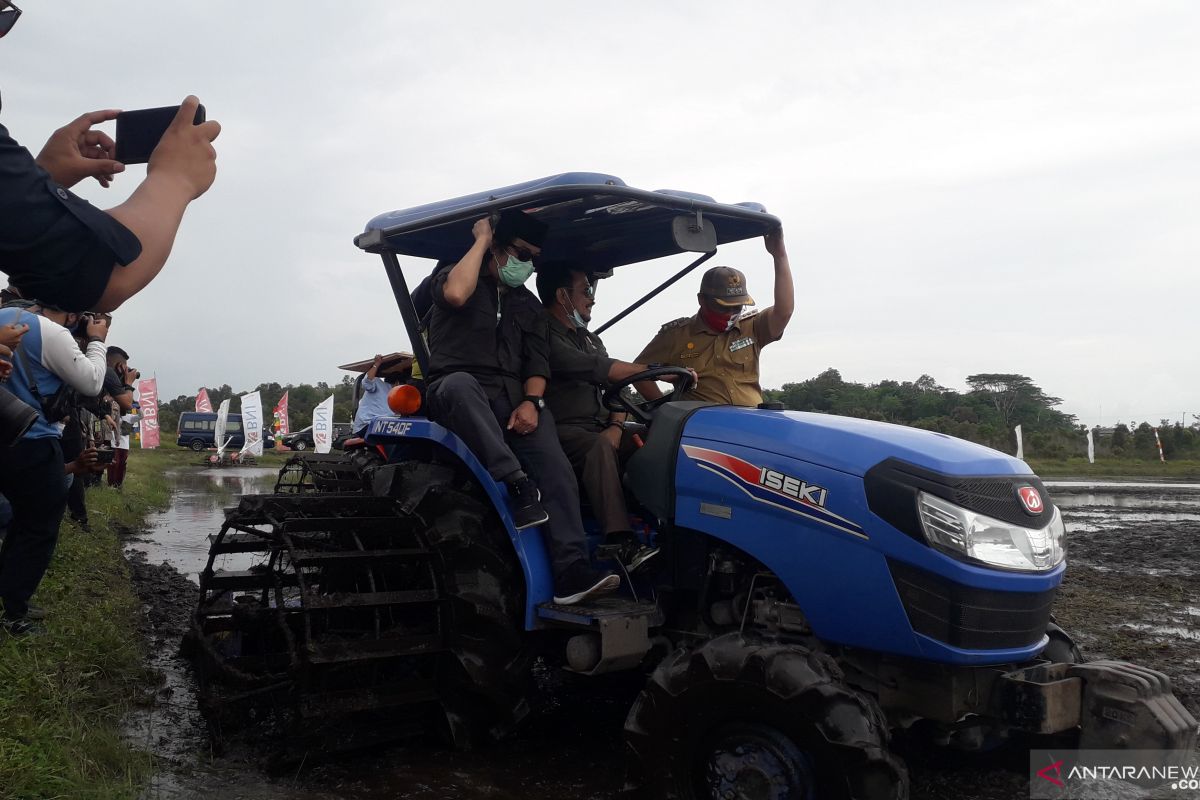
138,377,160,449
273,391,290,436
1154,427,1166,463
196,388,213,413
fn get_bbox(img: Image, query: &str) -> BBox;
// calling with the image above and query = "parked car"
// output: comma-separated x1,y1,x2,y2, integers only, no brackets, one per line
281,423,353,451
176,411,276,452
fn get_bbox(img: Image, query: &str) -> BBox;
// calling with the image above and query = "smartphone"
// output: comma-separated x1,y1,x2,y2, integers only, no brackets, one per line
94,447,116,465
115,104,206,165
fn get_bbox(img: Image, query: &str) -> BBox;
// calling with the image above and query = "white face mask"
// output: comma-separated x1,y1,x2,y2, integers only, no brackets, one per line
559,291,588,330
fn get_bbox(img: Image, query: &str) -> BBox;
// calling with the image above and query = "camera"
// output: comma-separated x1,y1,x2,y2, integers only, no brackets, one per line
94,447,116,465
0,384,39,446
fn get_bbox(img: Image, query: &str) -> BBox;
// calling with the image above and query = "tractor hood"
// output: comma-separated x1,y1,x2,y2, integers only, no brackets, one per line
683,407,1029,477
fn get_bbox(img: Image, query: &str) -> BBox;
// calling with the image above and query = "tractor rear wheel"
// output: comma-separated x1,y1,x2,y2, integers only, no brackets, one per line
624,633,908,800
189,461,531,751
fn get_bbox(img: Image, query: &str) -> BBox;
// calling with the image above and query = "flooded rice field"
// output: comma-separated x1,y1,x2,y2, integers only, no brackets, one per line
122,470,1200,799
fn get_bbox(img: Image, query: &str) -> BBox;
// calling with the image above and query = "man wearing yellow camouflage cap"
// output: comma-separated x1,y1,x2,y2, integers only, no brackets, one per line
635,229,793,407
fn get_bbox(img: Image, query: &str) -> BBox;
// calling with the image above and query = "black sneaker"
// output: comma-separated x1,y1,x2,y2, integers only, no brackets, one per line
507,477,550,530
553,561,620,606
24,605,47,621
1,616,45,637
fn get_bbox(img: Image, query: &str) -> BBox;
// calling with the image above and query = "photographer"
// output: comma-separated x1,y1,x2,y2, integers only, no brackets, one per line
0,302,107,635
1,6,220,313
103,345,136,414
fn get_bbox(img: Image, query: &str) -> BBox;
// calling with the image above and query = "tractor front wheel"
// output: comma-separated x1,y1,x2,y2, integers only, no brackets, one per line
624,633,908,800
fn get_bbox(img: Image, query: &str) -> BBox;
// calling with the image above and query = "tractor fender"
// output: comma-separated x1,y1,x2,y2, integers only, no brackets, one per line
366,415,553,628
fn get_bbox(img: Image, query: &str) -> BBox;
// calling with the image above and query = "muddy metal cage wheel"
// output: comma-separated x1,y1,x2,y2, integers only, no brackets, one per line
272,451,385,495
624,633,909,800
189,460,533,751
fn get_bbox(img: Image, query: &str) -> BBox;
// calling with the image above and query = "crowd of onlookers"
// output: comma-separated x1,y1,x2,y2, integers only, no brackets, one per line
0,300,146,634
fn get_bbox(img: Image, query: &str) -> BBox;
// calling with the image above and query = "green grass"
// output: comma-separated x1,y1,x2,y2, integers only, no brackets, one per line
0,450,176,800
1026,456,1200,480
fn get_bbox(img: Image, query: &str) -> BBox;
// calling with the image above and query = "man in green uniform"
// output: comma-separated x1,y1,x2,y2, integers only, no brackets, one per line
536,263,692,570
635,230,792,407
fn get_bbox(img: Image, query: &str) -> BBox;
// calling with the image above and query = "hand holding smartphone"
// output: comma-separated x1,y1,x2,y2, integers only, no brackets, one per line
115,103,207,165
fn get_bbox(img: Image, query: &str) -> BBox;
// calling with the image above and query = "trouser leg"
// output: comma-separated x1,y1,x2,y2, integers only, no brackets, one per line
60,423,87,522
109,448,128,487
556,425,632,536
427,373,524,481
66,471,87,521
502,407,589,578
0,438,68,619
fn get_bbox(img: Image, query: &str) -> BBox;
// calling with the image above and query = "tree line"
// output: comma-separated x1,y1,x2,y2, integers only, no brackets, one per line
763,370,1200,460
153,371,1199,461
157,377,359,437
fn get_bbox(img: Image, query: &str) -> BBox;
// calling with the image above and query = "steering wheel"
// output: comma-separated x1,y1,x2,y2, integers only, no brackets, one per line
602,366,697,425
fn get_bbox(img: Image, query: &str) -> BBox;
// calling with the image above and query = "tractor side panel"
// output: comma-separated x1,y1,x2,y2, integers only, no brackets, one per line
367,416,554,628
673,437,1061,665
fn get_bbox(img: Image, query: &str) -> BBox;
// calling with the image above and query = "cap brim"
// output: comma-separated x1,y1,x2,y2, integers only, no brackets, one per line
711,295,754,307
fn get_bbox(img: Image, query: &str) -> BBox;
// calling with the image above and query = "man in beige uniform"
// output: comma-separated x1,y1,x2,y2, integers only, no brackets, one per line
636,230,793,406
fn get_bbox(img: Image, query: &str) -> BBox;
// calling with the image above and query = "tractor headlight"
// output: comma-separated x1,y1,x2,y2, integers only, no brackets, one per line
917,492,1065,572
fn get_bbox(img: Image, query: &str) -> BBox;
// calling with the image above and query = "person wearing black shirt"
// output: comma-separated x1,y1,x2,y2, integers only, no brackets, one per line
425,212,618,606
1,12,220,313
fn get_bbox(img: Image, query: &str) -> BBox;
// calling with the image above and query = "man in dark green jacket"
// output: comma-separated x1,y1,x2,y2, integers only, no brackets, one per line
536,264,692,570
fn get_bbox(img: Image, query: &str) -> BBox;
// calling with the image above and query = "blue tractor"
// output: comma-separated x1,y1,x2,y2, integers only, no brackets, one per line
190,174,1196,798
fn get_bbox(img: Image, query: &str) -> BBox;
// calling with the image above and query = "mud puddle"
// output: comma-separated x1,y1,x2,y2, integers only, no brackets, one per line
121,471,1199,799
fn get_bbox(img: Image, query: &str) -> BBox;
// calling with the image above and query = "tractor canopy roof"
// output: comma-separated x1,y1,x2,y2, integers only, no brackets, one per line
338,352,414,378
356,172,780,273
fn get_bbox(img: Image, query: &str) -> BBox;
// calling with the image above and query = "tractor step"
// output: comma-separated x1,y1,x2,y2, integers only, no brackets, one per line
537,596,663,628
538,598,663,676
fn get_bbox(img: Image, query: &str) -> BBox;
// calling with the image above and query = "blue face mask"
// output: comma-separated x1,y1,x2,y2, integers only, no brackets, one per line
560,298,588,330
498,253,534,288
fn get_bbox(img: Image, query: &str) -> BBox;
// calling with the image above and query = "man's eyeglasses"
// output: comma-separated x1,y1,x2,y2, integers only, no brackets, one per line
0,1,21,39
575,282,595,299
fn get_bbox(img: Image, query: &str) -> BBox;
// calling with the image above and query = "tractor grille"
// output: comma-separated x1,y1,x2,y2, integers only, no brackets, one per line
889,560,1056,651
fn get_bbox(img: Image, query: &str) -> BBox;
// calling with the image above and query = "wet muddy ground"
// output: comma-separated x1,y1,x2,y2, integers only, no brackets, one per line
121,471,1200,799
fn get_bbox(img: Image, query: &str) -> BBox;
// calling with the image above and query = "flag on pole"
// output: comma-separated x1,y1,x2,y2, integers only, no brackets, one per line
273,391,290,436
239,391,264,457
215,398,232,455
313,394,335,454
137,377,160,449
196,388,213,413
1014,425,1024,460
1086,428,1095,464
1154,428,1165,463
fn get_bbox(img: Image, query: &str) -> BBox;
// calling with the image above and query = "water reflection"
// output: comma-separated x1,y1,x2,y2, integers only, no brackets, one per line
129,467,277,584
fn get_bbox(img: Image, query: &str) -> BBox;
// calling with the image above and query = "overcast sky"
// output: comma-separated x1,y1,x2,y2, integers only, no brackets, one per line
3,1,1196,428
